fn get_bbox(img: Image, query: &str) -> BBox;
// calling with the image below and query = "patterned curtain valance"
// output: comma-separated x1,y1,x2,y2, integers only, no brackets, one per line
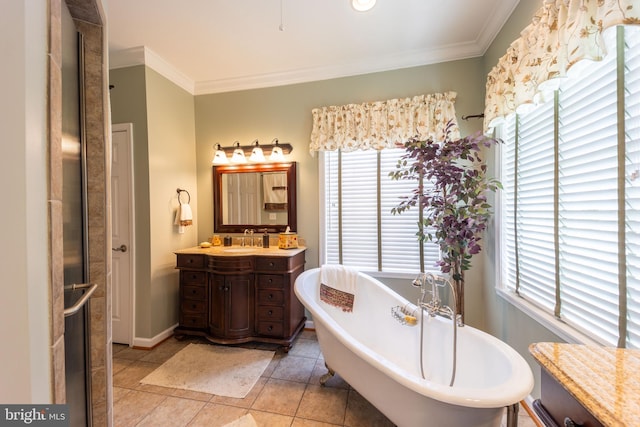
309,91,460,153
484,0,640,132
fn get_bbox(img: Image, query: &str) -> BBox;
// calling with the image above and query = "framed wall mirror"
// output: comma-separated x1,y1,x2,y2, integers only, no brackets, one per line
213,162,297,233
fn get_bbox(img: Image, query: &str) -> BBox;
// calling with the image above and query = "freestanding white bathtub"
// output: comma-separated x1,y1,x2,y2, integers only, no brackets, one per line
294,268,534,427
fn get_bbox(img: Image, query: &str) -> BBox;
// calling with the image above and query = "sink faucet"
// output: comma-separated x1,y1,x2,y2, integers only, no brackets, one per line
242,229,255,247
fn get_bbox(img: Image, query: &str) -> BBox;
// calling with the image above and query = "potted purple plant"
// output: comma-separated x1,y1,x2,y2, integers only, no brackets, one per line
390,121,501,323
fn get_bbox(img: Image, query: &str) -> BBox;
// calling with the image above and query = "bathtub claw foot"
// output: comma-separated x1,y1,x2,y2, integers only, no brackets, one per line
319,364,335,386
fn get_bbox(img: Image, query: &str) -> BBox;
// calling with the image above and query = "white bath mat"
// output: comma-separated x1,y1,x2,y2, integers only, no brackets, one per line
140,344,274,398
223,414,258,427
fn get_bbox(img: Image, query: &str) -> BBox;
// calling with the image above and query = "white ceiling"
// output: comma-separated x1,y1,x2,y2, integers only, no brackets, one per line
107,0,520,95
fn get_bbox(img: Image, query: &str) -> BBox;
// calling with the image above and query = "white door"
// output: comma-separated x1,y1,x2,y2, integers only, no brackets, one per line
111,123,134,345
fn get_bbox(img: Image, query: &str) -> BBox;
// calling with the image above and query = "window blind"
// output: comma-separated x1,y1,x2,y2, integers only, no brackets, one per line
324,149,440,274
625,26,640,348
499,25,640,348
500,114,518,292
515,101,557,312
557,41,620,345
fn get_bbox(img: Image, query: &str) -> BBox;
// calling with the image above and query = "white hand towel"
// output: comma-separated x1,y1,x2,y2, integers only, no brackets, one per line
319,264,359,312
174,203,193,234
179,203,193,226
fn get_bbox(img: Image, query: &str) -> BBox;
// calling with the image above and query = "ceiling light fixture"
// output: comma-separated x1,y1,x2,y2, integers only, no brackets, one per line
351,0,376,12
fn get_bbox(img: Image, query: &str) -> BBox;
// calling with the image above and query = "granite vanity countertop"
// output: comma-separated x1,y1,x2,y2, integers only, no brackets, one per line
175,245,306,257
529,342,640,426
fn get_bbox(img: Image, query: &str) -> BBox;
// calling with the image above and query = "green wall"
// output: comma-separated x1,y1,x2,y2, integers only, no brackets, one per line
110,65,197,341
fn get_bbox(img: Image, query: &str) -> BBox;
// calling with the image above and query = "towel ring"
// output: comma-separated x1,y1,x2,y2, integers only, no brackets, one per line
176,188,190,205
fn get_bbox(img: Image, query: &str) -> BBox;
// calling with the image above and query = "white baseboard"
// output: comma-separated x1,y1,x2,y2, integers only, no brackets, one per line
304,320,315,330
132,323,178,349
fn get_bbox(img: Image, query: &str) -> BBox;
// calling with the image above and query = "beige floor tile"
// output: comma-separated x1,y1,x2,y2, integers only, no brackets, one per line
187,402,248,427
288,338,322,359
292,419,342,427
296,384,348,425
135,382,176,396
112,357,133,375
139,339,190,364
112,360,160,389
271,355,317,383
291,419,342,427
251,378,306,416
171,387,214,402
112,389,167,427
261,353,283,378
136,396,205,427
112,386,131,403
343,389,394,427
114,346,152,361
248,409,294,427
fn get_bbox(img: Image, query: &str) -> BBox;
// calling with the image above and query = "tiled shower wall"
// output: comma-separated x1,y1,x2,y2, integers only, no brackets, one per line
48,0,112,425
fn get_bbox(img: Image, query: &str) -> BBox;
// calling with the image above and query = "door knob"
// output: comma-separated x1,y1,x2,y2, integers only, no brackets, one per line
112,244,127,252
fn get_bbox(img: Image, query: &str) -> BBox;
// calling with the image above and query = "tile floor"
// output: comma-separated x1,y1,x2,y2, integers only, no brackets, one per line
112,330,540,427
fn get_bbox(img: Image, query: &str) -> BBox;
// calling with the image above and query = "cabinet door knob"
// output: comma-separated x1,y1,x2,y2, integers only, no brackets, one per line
268,293,274,300
267,326,273,331
268,310,273,316
564,418,583,427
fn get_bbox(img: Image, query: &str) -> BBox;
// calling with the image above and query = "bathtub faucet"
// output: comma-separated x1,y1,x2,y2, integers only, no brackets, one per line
412,273,458,323
413,273,460,386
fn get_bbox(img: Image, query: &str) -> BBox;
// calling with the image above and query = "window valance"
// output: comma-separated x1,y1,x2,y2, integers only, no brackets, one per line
484,0,640,132
309,91,460,153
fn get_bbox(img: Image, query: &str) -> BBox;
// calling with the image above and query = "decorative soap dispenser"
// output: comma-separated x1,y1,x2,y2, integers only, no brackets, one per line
262,230,269,248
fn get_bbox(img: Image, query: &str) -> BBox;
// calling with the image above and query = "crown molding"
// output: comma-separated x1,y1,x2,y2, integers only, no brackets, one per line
193,42,484,95
109,46,195,94
110,40,487,96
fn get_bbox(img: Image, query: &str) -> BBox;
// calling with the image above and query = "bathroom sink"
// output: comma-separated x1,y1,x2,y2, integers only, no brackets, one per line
222,247,256,254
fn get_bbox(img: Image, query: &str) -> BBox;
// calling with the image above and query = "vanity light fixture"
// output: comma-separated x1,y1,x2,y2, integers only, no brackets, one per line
249,139,266,163
231,141,248,164
351,0,376,12
269,138,285,162
212,143,229,165
212,139,294,164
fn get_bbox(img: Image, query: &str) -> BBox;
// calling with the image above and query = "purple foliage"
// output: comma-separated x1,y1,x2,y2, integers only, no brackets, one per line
390,121,502,280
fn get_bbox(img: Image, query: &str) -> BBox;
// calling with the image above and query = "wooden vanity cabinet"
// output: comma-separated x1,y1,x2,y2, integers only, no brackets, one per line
175,249,306,350
209,272,254,339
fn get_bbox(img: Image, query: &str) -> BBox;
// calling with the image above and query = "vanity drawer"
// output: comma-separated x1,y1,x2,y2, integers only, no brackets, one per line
181,270,207,285
256,274,285,289
177,254,205,269
257,289,284,305
181,299,206,314
181,284,207,301
257,321,284,337
257,306,284,321
255,257,289,272
180,314,207,329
